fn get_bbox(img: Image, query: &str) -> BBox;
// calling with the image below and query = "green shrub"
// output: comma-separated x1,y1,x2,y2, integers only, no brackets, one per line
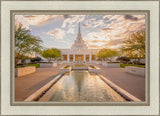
16,63,40,68
120,64,145,68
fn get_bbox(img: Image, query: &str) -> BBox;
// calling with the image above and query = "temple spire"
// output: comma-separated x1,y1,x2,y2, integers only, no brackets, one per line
71,22,88,49
78,22,81,35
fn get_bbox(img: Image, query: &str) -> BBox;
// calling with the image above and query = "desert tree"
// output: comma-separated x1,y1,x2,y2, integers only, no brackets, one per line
122,30,145,63
96,48,120,61
41,48,61,62
15,24,43,65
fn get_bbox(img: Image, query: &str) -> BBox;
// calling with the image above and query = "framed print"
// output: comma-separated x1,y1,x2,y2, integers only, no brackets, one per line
0,0,160,115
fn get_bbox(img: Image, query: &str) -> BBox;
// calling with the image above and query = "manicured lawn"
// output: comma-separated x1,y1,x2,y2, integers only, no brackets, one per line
16,63,40,68
120,64,145,68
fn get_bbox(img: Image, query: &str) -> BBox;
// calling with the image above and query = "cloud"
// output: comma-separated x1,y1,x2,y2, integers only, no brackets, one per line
106,38,123,46
67,26,75,34
83,24,89,28
62,15,86,28
23,15,53,26
102,15,145,40
15,14,146,50
82,15,145,49
15,15,30,29
61,15,85,34
101,28,113,31
88,40,108,43
15,15,65,29
124,15,138,21
47,28,65,39
83,31,110,49
83,18,105,28
103,15,113,19
63,15,71,19
93,20,104,27
83,18,96,27
86,44,99,49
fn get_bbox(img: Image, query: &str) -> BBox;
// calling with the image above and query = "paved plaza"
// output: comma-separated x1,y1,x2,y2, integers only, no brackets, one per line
96,65,145,101
15,64,63,101
15,64,145,101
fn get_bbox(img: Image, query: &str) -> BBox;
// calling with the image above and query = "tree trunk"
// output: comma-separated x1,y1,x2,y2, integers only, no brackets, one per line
15,58,20,66
138,58,140,64
15,57,21,66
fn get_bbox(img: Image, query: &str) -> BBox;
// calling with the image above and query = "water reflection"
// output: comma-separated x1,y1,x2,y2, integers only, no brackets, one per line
39,71,126,102
72,71,85,97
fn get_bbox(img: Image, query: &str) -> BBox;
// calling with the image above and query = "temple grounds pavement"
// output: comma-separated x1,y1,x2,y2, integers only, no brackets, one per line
15,64,64,101
15,64,145,101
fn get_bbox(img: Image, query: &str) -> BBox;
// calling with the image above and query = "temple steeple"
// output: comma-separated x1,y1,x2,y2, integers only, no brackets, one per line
78,22,81,37
78,22,81,33
71,22,88,50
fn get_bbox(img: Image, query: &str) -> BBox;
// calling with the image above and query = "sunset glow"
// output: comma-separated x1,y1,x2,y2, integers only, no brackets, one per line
15,15,145,49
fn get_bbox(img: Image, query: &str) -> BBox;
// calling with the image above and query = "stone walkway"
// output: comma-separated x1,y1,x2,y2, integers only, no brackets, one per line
15,64,63,101
96,65,145,101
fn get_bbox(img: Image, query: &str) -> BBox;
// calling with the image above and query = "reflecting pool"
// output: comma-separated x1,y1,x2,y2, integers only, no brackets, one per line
38,71,126,102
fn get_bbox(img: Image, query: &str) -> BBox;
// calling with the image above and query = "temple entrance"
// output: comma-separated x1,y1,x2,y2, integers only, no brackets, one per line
86,55,89,62
70,55,73,62
62,55,67,61
75,55,83,61
92,55,96,61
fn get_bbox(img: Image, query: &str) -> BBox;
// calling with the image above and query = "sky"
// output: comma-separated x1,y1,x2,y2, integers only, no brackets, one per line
15,14,145,49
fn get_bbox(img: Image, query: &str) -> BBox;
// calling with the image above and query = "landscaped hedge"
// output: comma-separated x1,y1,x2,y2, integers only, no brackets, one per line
120,64,145,68
16,63,40,68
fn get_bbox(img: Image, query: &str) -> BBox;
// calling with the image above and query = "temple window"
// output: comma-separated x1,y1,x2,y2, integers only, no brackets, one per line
78,38,81,43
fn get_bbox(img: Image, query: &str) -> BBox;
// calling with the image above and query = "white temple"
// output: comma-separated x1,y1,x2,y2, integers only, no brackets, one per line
60,23,99,63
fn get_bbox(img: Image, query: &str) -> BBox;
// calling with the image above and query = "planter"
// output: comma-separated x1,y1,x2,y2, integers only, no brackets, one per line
125,66,145,76
15,66,36,77
103,63,120,68
88,66,101,74
72,67,88,70
53,63,58,67
40,63,53,68
40,63,58,68
60,67,71,74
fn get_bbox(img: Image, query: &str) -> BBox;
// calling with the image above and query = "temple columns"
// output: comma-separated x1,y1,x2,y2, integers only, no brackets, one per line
89,53,92,62
73,54,75,62
83,54,86,62
67,54,70,62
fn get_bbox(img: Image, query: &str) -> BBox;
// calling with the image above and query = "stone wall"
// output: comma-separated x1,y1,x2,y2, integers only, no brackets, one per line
60,67,71,74
102,63,120,68
53,63,57,67
40,63,53,68
40,63,58,68
125,66,145,77
88,66,100,74
15,66,36,77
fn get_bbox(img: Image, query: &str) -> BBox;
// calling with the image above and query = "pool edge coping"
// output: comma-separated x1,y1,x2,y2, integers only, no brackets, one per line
24,71,141,102
24,73,64,101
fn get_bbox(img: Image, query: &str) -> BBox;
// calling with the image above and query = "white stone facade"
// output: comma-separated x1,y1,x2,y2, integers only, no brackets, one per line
60,23,99,63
